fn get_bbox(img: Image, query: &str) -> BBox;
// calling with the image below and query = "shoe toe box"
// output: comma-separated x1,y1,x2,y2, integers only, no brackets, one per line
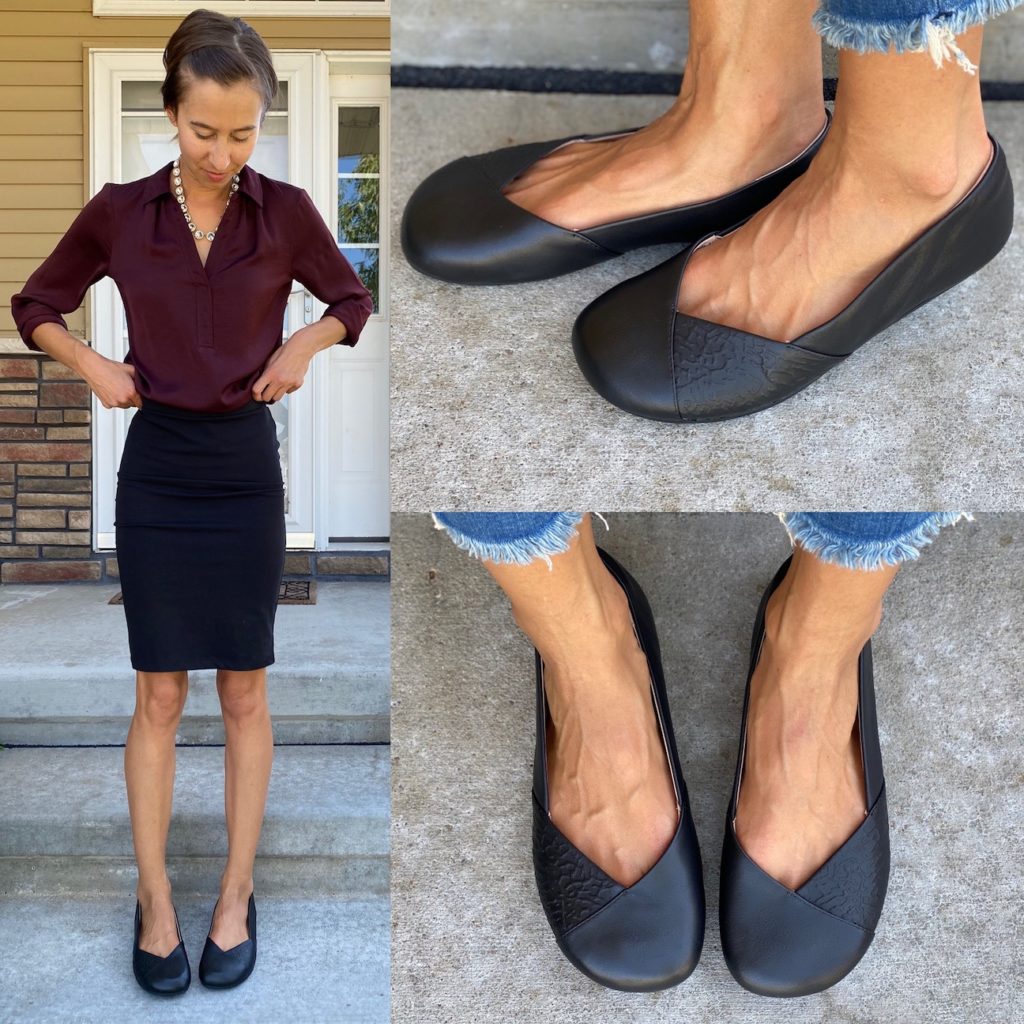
400,157,594,285
572,251,688,421
535,799,705,991
720,825,883,997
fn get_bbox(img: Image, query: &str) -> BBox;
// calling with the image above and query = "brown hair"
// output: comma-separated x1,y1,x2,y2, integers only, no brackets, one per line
162,9,278,139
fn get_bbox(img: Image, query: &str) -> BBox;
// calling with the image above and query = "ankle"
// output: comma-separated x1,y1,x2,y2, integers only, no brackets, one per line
511,565,632,670
219,876,254,902
137,879,173,906
824,118,992,205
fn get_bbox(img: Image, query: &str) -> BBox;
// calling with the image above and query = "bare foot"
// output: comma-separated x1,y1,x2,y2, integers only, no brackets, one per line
524,565,678,887
502,97,827,232
735,568,881,890
677,124,994,342
209,883,253,950
137,886,181,957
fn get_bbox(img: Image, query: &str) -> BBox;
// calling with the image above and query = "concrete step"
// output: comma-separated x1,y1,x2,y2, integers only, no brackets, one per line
0,895,389,1023
0,745,389,898
0,580,389,745
395,2,1024,80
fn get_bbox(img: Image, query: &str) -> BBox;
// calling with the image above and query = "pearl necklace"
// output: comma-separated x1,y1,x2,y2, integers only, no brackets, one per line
172,156,240,241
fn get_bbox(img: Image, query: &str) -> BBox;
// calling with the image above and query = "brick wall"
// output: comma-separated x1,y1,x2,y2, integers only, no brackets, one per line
0,352,101,583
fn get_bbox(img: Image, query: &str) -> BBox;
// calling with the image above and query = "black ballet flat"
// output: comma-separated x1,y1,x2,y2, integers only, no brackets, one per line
531,547,705,991
198,893,257,989
573,133,1013,421
132,901,191,996
401,114,830,285
719,558,890,997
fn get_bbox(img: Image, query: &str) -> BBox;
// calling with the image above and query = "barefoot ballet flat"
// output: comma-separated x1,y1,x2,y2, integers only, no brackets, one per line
132,901,191,996
573,134,1013,421
401,115,831,285
718,559,890,997
531,547,705,991
198,893,258,989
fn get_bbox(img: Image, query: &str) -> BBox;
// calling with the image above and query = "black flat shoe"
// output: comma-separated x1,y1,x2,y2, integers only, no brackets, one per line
719,558,890,997
573,133,1013,421
198,893,257,989
401,114,831,285
531,547,705,991
132,901,191,996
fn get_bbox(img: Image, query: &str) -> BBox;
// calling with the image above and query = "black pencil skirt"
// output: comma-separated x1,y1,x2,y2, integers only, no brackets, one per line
114,397,286,672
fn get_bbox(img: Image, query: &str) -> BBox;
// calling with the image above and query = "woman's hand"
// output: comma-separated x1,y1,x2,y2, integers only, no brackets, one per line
252,333,316,404
79,348,142,409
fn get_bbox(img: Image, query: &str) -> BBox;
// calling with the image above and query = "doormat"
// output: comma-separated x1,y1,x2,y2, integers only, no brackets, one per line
109,580,317,605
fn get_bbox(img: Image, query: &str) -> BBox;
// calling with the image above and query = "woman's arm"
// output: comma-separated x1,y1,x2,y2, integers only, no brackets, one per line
251,316,346,404
10,182,139,408
251,186,374,403
29,322,141,410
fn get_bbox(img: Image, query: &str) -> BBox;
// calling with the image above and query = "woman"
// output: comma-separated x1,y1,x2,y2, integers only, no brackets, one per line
9,11,373,996
402,0,1018,420
430,511,967,994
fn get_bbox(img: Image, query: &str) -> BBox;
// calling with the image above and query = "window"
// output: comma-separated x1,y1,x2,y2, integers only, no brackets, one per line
337,106,380,313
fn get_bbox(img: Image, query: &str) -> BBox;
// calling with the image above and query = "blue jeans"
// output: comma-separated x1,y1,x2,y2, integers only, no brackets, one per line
814,0,1022,71
431,512,970,571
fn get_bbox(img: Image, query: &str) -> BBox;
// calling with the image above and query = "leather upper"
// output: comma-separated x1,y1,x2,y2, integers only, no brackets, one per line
718,559,891,997
401,115,831,285
530,547,705,991
572,133,1013,422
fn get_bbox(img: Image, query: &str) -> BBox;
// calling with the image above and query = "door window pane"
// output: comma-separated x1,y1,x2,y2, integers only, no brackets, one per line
337,106,380,312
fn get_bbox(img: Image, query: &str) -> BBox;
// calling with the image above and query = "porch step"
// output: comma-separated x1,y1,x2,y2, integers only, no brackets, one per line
0,580,389,745
394,3,1024,80
0,745,389,898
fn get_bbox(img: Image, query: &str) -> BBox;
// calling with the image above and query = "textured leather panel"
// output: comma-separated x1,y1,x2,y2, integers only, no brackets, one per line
532,796,624,936
671,315,844,421
798,787,890,932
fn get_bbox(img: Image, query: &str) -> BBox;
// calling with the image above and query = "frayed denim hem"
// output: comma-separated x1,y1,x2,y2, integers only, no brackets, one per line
812,0,1022,73
779,512,972,570
431,512,586,567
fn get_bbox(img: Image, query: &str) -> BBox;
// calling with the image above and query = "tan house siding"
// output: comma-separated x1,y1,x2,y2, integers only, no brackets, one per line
0,1,389,581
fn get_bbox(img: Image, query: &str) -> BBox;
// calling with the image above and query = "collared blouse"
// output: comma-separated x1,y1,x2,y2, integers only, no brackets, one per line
10,160,374,413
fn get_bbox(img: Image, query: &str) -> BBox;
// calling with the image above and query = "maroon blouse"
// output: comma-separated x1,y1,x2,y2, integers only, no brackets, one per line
10,160,374,412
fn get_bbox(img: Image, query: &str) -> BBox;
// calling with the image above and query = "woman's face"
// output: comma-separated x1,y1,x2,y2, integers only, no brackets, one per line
167,75,264,196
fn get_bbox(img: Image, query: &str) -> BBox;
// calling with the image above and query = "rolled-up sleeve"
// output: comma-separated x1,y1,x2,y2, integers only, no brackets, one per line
10,182,114,351
289,186,374,348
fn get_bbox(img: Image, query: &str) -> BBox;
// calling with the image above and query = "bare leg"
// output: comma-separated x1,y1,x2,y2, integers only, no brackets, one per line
736,546,898,888
503,0,826,231
125,670,188,956
483,514,676,886
210,668,272,949
678,26,991,341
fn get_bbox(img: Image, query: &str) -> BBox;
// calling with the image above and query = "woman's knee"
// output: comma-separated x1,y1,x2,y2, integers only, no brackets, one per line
217,671,268,724
135,673,188,729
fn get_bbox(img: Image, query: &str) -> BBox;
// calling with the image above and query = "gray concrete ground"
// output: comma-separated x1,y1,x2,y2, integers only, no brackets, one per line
0,581,389,744
0,896,389,1024
394,1,1024,80
391,92,1024,511
391,513,1024,1023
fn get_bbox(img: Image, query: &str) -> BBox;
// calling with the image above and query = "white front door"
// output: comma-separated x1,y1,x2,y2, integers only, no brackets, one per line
90,49,389,550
